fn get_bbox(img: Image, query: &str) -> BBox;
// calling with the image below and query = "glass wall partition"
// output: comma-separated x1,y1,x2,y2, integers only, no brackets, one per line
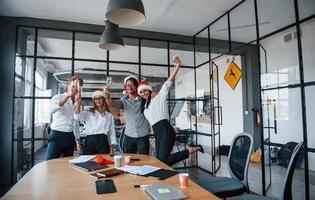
193,0,315,199
209,15,229,58
13,26,196,182
229,0,256,50
195,28,209,67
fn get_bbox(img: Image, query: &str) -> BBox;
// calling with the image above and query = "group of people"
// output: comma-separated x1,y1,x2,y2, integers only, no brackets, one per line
46,56,203,166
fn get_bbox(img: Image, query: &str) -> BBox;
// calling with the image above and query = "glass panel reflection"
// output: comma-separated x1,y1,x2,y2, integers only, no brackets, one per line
37,29,72,58
195,28,209,66
260,28,300,89
301,19,315,83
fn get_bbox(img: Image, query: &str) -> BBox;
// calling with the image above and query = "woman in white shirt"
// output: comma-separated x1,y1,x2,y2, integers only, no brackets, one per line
138,56,204,166
74,90,117,155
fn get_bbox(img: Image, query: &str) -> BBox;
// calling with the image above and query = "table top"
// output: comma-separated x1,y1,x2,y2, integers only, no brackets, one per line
3,154,219,200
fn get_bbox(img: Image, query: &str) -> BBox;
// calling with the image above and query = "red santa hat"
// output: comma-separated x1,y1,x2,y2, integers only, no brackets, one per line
92,90,104,99
137,81,152,94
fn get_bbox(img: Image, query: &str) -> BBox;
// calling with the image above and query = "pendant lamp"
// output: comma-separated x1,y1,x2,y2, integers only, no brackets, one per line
99,20,124,51
106,0,145,26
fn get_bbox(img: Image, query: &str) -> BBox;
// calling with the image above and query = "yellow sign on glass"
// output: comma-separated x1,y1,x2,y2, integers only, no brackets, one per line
224,61,242,89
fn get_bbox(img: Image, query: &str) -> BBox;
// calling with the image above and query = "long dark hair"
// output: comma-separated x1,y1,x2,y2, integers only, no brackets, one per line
140,91,152,113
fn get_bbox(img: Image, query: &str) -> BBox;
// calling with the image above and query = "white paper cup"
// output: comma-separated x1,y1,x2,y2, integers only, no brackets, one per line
114,155,122,168
179,173,189,188
124,156,131,164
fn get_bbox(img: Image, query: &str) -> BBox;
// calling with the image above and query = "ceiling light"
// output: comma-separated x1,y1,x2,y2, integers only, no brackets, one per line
106,0,145,26
99,20,124,51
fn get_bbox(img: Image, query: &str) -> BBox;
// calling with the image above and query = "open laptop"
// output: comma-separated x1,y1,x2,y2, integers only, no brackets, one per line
143,184,188,200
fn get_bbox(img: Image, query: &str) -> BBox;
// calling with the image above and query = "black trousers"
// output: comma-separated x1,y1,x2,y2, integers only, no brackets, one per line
46,130,75,160
81,134,110,155
152,119,189,166
122,134,150,155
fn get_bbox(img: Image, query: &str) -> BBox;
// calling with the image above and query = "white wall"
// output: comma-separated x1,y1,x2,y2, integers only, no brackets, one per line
174,55,244,147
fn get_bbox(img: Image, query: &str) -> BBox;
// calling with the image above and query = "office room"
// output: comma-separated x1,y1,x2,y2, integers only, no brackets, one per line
0,0,314,199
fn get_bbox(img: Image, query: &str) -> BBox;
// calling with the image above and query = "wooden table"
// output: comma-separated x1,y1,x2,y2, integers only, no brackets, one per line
3,154,219,200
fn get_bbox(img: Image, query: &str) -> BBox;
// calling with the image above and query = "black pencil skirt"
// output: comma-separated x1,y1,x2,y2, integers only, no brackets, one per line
152,119,189,166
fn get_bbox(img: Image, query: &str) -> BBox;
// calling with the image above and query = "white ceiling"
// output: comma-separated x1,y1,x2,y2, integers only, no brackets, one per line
0,0,242,36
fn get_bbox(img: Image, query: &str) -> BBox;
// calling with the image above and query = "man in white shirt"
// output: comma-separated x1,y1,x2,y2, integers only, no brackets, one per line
46,76,83,160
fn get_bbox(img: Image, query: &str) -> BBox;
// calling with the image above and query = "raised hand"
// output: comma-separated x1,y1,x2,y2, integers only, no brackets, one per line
103,84,110,93
173,55,181,68
168,55,182,82
74,94,81,104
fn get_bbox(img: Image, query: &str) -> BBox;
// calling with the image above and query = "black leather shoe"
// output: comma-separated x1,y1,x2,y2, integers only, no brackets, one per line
189,143,204,153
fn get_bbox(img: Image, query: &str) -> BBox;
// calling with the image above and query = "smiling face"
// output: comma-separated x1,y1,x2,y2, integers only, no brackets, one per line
139,89,151,100
67,76,83,97
67,81,78,97
125,80,137,95
93,96,105,108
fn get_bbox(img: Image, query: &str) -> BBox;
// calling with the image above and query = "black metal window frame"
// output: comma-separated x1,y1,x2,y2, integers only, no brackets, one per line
12,25,196,183
193,0,315,199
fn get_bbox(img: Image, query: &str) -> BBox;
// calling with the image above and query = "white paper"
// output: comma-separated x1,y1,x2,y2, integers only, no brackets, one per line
118,165,160,175
68,155,96,164
117,165,141,173
137,165,160,175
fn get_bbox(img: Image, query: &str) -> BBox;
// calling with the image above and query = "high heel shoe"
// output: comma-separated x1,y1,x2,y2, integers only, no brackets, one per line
189,143,204,153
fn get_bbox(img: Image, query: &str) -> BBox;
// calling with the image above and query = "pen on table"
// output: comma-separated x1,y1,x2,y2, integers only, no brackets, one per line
134,184,152,188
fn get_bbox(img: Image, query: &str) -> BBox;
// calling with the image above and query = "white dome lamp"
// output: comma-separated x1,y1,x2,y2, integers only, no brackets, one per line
106,0,145,26
99,20,125,51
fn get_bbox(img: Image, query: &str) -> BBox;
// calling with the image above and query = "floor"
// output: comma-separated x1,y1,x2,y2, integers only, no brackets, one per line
2,145,314,199
178,150,315,199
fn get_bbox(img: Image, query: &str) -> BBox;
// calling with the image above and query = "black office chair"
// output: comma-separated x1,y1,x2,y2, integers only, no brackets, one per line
240,142,303,200
199,132,254,199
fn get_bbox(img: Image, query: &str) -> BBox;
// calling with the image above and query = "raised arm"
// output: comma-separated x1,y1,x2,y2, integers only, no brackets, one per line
158,56,182,98
103,86,123,109
74,94,81,114
167,55,181,82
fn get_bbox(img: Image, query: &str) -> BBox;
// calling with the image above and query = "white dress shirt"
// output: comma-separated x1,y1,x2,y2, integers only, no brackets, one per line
50,93,75,132
74,110,117,145
143,80,173,126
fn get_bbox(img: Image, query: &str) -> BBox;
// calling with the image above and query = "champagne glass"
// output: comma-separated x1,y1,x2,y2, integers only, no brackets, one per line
76,80,82,96
103,77,112,93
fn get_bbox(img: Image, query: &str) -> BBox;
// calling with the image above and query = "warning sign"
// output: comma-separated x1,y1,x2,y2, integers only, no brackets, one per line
224,61,242,89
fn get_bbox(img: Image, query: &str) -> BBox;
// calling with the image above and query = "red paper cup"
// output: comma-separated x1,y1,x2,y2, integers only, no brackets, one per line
179,173,189,188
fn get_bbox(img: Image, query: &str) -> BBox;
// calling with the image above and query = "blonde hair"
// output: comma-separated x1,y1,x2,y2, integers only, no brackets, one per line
69,75,83,86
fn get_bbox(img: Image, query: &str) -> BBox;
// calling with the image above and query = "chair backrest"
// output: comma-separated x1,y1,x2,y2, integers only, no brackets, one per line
280,142,303,200
118,126,126,153
228,132,254,190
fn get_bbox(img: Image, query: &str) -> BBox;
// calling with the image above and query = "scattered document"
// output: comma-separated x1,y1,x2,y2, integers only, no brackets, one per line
117,165,141,173
69,155,96,164
118,165,160,175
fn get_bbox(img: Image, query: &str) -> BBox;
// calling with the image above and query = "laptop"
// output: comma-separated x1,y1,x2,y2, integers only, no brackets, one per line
143,184,188,200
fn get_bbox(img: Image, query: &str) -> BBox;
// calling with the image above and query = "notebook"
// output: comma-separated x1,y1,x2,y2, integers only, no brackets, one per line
73,161,107,171
144,169,180,180
90,168,124,179
143,184,188,200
